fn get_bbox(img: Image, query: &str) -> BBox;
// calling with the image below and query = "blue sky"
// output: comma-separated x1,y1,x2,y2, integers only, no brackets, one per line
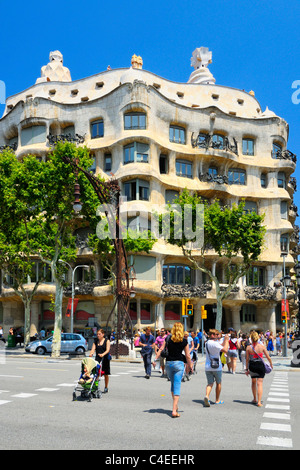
0,0,300,217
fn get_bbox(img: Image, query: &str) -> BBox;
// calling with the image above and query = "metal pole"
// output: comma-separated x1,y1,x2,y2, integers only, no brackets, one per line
71,268,75,334
201,318,204,357
283,255,288,357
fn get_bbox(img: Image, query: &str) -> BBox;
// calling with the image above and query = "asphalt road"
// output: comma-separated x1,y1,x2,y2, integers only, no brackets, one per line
0,351,299,452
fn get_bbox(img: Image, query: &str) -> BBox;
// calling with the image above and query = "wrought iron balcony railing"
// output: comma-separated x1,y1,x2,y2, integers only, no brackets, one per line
199,172,228,185
191,132,238,156
47,133,85,145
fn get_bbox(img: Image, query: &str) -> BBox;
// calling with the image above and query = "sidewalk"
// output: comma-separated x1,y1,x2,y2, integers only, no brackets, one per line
2,346,298,370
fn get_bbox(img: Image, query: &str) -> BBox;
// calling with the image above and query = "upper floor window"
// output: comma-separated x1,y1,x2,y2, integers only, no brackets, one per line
243,201,258,214
228,168,246,185
176,159,192,178
124,142,149,164
209,167,218,177
159,154,168,174
21,125,46,146
169,125,186,144
163,264,192,285
123,179,149,201
272,142,282,159
261,173,267,188
91,119,104,139
165,190,179,204
281,201,288,219
104,153,112,172
212,134,224,150
277,172,286,189
280,234,289,254
124,112,146,130
242,138,254,156
246,266,264,286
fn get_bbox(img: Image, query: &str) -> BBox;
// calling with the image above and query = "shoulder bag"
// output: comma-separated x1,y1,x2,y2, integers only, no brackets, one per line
206,343,220,369
251,345,272,374
160,336,170,358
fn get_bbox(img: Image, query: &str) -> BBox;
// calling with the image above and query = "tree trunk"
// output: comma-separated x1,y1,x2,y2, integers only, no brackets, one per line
24,299,31,346
215,297,223,332
51,277,63,358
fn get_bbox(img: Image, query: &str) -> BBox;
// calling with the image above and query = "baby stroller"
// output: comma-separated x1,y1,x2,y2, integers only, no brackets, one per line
73,357,103,402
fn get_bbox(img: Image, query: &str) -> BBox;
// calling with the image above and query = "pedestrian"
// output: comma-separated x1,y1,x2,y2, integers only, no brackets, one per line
89,329,111,393
154,328,167,376
275,334,282,356
239,334,249,371
0,326,3,338
227,331,239,374
267,332,274,355
139,327,155,379
203,329,229,407
156,322,193,418
245,331,273,407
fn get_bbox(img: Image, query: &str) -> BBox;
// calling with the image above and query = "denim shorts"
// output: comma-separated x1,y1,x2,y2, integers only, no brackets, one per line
166,361,185,396
205,370,222,385
228,349,238,358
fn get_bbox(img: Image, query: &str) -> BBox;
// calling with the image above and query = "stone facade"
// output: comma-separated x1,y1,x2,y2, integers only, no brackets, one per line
0,49,298,336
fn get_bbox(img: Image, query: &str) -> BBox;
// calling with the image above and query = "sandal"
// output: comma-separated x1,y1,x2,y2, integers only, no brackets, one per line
172,412,180,418
215,400,224,405
204,397,210,407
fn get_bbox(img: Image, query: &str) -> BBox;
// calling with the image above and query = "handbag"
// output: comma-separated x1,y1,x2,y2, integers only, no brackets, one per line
251,346,272,374
160,336,170,358
206,343,220,369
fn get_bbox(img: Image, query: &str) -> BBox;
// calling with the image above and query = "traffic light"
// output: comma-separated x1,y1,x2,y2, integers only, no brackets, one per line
201,305,207,319
186,302,193,316
182,299,186,316
281,311,287,324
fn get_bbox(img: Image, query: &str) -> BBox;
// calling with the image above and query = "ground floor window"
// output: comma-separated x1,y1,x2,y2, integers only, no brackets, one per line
240,304,256,323
165,302,181,321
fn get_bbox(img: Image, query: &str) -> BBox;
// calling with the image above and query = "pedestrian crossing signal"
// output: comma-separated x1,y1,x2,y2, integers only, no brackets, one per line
201,305,207,319
281,312,287,324
186,304,193,316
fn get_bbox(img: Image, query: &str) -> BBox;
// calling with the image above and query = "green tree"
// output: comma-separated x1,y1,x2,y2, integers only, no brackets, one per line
164,189,266,330
0,150,48,344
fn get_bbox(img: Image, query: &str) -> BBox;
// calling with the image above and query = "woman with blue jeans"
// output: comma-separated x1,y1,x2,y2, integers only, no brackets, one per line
156,322,193,418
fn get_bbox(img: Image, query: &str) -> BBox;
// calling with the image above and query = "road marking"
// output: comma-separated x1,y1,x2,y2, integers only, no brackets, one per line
263,412,290,420
256,436,293,448
0,374,23,378
0,400,12,405
267,397,290,403
56,383,76,387
260,422,291,432
11,393,38,398
269,392,289,397
265,404,290,410
35,388,59,392
18,367,68,372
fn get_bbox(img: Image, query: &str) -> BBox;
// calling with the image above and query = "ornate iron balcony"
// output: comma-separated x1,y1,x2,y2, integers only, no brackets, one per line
289,176,297,192
191,132,238,156
274,149,297,164
47,133,85,145
199,172,228,184
161,283,212,298
244,286,277,301
0,142,18,152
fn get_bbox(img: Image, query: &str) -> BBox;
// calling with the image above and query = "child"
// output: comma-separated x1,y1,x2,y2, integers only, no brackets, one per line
79,365,94,385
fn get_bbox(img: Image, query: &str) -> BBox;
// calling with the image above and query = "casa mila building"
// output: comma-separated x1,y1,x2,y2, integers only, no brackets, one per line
0,47,298,338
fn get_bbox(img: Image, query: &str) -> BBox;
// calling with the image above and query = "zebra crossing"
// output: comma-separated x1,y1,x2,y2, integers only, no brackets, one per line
257,372,293,448
0,367,142,406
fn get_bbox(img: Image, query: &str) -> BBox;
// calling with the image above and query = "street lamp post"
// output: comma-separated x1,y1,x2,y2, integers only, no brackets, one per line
59,260,89,333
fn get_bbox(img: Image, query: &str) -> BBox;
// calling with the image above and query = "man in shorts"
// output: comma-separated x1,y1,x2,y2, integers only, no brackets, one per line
204,329,229,407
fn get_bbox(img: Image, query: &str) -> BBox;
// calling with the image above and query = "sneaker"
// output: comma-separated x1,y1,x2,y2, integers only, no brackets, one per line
145,374,150,379
103,387,108,393
204,397,210,407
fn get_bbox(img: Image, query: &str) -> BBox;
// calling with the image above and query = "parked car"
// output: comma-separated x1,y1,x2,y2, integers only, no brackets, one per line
25,333,88,355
